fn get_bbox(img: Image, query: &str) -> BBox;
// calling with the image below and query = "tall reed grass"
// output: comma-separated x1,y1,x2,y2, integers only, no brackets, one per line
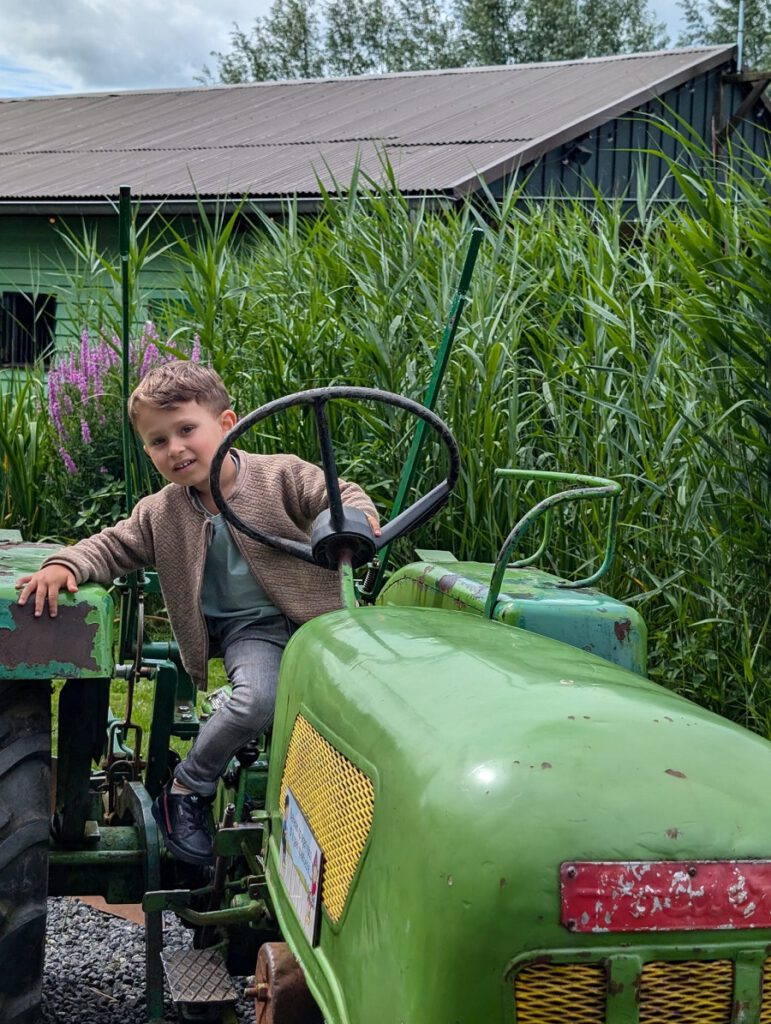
0,371,51,538
23,136,771,733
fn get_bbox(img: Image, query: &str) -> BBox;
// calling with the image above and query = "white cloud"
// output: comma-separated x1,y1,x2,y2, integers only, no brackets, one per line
0,0,271,96
0,0,690,98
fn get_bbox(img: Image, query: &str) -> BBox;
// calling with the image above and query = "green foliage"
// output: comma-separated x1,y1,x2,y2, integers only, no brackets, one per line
18,134,770,736
0,371,52,537
52,208,175,344
454,0,517,64
202,0,324,82
325,0,390,75
142,151,769,733
454,0,667,65
678,0,771,69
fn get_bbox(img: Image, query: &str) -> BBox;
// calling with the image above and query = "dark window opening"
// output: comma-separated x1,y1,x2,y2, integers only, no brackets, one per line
0,292,57,367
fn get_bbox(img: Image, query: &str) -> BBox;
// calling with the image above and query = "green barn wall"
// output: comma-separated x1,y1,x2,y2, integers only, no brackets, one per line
497,70,770,200
0,213,190,360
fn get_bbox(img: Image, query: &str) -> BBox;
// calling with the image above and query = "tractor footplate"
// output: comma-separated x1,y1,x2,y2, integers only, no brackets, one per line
161,948,236,1005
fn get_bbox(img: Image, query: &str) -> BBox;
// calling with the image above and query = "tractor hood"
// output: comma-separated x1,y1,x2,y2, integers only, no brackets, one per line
267,605,771,1024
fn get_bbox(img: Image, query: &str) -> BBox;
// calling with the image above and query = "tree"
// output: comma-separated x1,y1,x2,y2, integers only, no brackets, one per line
203,0,324,84
575,0,669,56
453,0,520,65
678,0,771,69
203,0,674,83
455,0,666,65
513,0,583,62
387,0,461,70
201,25,273,83
325,0,391,75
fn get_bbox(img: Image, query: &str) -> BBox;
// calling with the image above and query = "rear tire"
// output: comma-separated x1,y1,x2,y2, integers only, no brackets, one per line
0,681,51,1024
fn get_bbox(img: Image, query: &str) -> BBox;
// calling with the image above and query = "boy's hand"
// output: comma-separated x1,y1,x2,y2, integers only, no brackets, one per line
15,565,78,618
367,515,381,538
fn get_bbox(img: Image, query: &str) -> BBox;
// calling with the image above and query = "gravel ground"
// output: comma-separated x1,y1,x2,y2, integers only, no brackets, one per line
42,899,253,1023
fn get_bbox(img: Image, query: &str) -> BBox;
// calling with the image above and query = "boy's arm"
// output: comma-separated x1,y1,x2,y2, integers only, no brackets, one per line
15,500,156,617
288,457,380,533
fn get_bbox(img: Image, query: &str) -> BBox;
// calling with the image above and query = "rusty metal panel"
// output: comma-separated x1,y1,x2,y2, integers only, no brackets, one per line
560,860,771,932
0,47,743,204
0,540,114,679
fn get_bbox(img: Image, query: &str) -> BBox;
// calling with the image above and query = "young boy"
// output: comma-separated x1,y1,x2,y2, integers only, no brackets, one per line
15,361,379,866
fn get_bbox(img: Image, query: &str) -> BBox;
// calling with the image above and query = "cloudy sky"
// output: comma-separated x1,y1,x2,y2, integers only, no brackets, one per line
1,0,687,98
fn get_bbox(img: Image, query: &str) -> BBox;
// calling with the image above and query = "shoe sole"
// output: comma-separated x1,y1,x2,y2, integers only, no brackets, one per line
151,797,214,867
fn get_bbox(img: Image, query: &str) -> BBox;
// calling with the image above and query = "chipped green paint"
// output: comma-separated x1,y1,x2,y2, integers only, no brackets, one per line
378,559,647,674
0,540,114,679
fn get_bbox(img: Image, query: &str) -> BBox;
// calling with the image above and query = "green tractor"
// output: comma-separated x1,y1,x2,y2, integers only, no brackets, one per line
3,379,771,1023
1,216,770,1024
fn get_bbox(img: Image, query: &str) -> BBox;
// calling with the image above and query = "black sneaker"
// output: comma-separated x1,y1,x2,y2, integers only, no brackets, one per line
152,782,214,866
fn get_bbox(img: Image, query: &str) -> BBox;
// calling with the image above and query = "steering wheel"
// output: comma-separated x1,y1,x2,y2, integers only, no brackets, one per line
209,386,460,570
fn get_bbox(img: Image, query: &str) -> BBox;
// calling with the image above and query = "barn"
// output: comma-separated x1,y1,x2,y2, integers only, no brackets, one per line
0,45,768,366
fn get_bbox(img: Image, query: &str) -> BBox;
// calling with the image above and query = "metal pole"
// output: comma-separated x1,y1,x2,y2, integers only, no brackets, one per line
119,185,134,515
371,227,483,595
737,0,745,71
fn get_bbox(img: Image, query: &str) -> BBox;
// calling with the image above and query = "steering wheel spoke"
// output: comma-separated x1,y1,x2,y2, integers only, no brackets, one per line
312,397,345,532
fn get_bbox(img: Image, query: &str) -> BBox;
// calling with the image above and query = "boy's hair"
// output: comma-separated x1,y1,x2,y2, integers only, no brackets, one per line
128,361,231,425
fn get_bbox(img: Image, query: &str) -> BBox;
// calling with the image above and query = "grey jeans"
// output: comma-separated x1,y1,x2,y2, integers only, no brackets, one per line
174,617,292,797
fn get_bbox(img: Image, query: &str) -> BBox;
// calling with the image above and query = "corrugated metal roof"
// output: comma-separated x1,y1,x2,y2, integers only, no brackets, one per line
0,46,736,204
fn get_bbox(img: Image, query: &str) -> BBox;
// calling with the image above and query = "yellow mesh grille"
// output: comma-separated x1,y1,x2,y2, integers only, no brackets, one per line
639,961,733,1023
514,963,606,1024
759,960,771,1023
279,715,374,923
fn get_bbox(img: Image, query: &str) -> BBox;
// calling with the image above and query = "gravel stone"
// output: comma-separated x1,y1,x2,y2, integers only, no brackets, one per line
42,898,254,1023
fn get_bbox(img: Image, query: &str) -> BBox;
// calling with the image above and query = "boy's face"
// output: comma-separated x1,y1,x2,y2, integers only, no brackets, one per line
135,400,238,494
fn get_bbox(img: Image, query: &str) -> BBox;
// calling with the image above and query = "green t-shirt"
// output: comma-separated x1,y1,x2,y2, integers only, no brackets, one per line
192,457,281,644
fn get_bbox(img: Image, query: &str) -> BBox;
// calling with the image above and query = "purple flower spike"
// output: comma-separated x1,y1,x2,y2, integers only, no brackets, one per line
141,343,159,378
81,419,91,444
49,393,64,438
59,447,78,474
191,334,202,362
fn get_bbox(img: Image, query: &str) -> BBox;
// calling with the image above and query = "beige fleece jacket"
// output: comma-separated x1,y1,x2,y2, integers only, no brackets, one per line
43,451,377,688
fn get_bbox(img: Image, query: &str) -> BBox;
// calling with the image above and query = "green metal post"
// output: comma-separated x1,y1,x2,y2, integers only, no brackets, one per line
371,227,483,595
144,660,178,799
119,185,134,515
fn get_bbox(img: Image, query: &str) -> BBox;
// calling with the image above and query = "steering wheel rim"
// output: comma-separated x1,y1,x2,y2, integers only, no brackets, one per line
209,386,460,566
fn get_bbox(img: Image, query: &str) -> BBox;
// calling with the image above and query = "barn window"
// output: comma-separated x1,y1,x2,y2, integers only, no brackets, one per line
0,292,57,367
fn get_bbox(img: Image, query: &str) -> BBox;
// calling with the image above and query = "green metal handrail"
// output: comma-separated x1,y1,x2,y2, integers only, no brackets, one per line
119,184,134,516
483,469,622,619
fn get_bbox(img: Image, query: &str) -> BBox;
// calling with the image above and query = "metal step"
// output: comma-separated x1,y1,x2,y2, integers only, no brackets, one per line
161,948,236,1005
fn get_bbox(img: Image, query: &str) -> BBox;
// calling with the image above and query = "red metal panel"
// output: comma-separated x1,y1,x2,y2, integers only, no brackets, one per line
560,860,771,932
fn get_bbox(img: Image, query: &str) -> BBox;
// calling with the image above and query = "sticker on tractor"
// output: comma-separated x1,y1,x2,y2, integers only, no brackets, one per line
279,787,323,945
560,860,771,932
